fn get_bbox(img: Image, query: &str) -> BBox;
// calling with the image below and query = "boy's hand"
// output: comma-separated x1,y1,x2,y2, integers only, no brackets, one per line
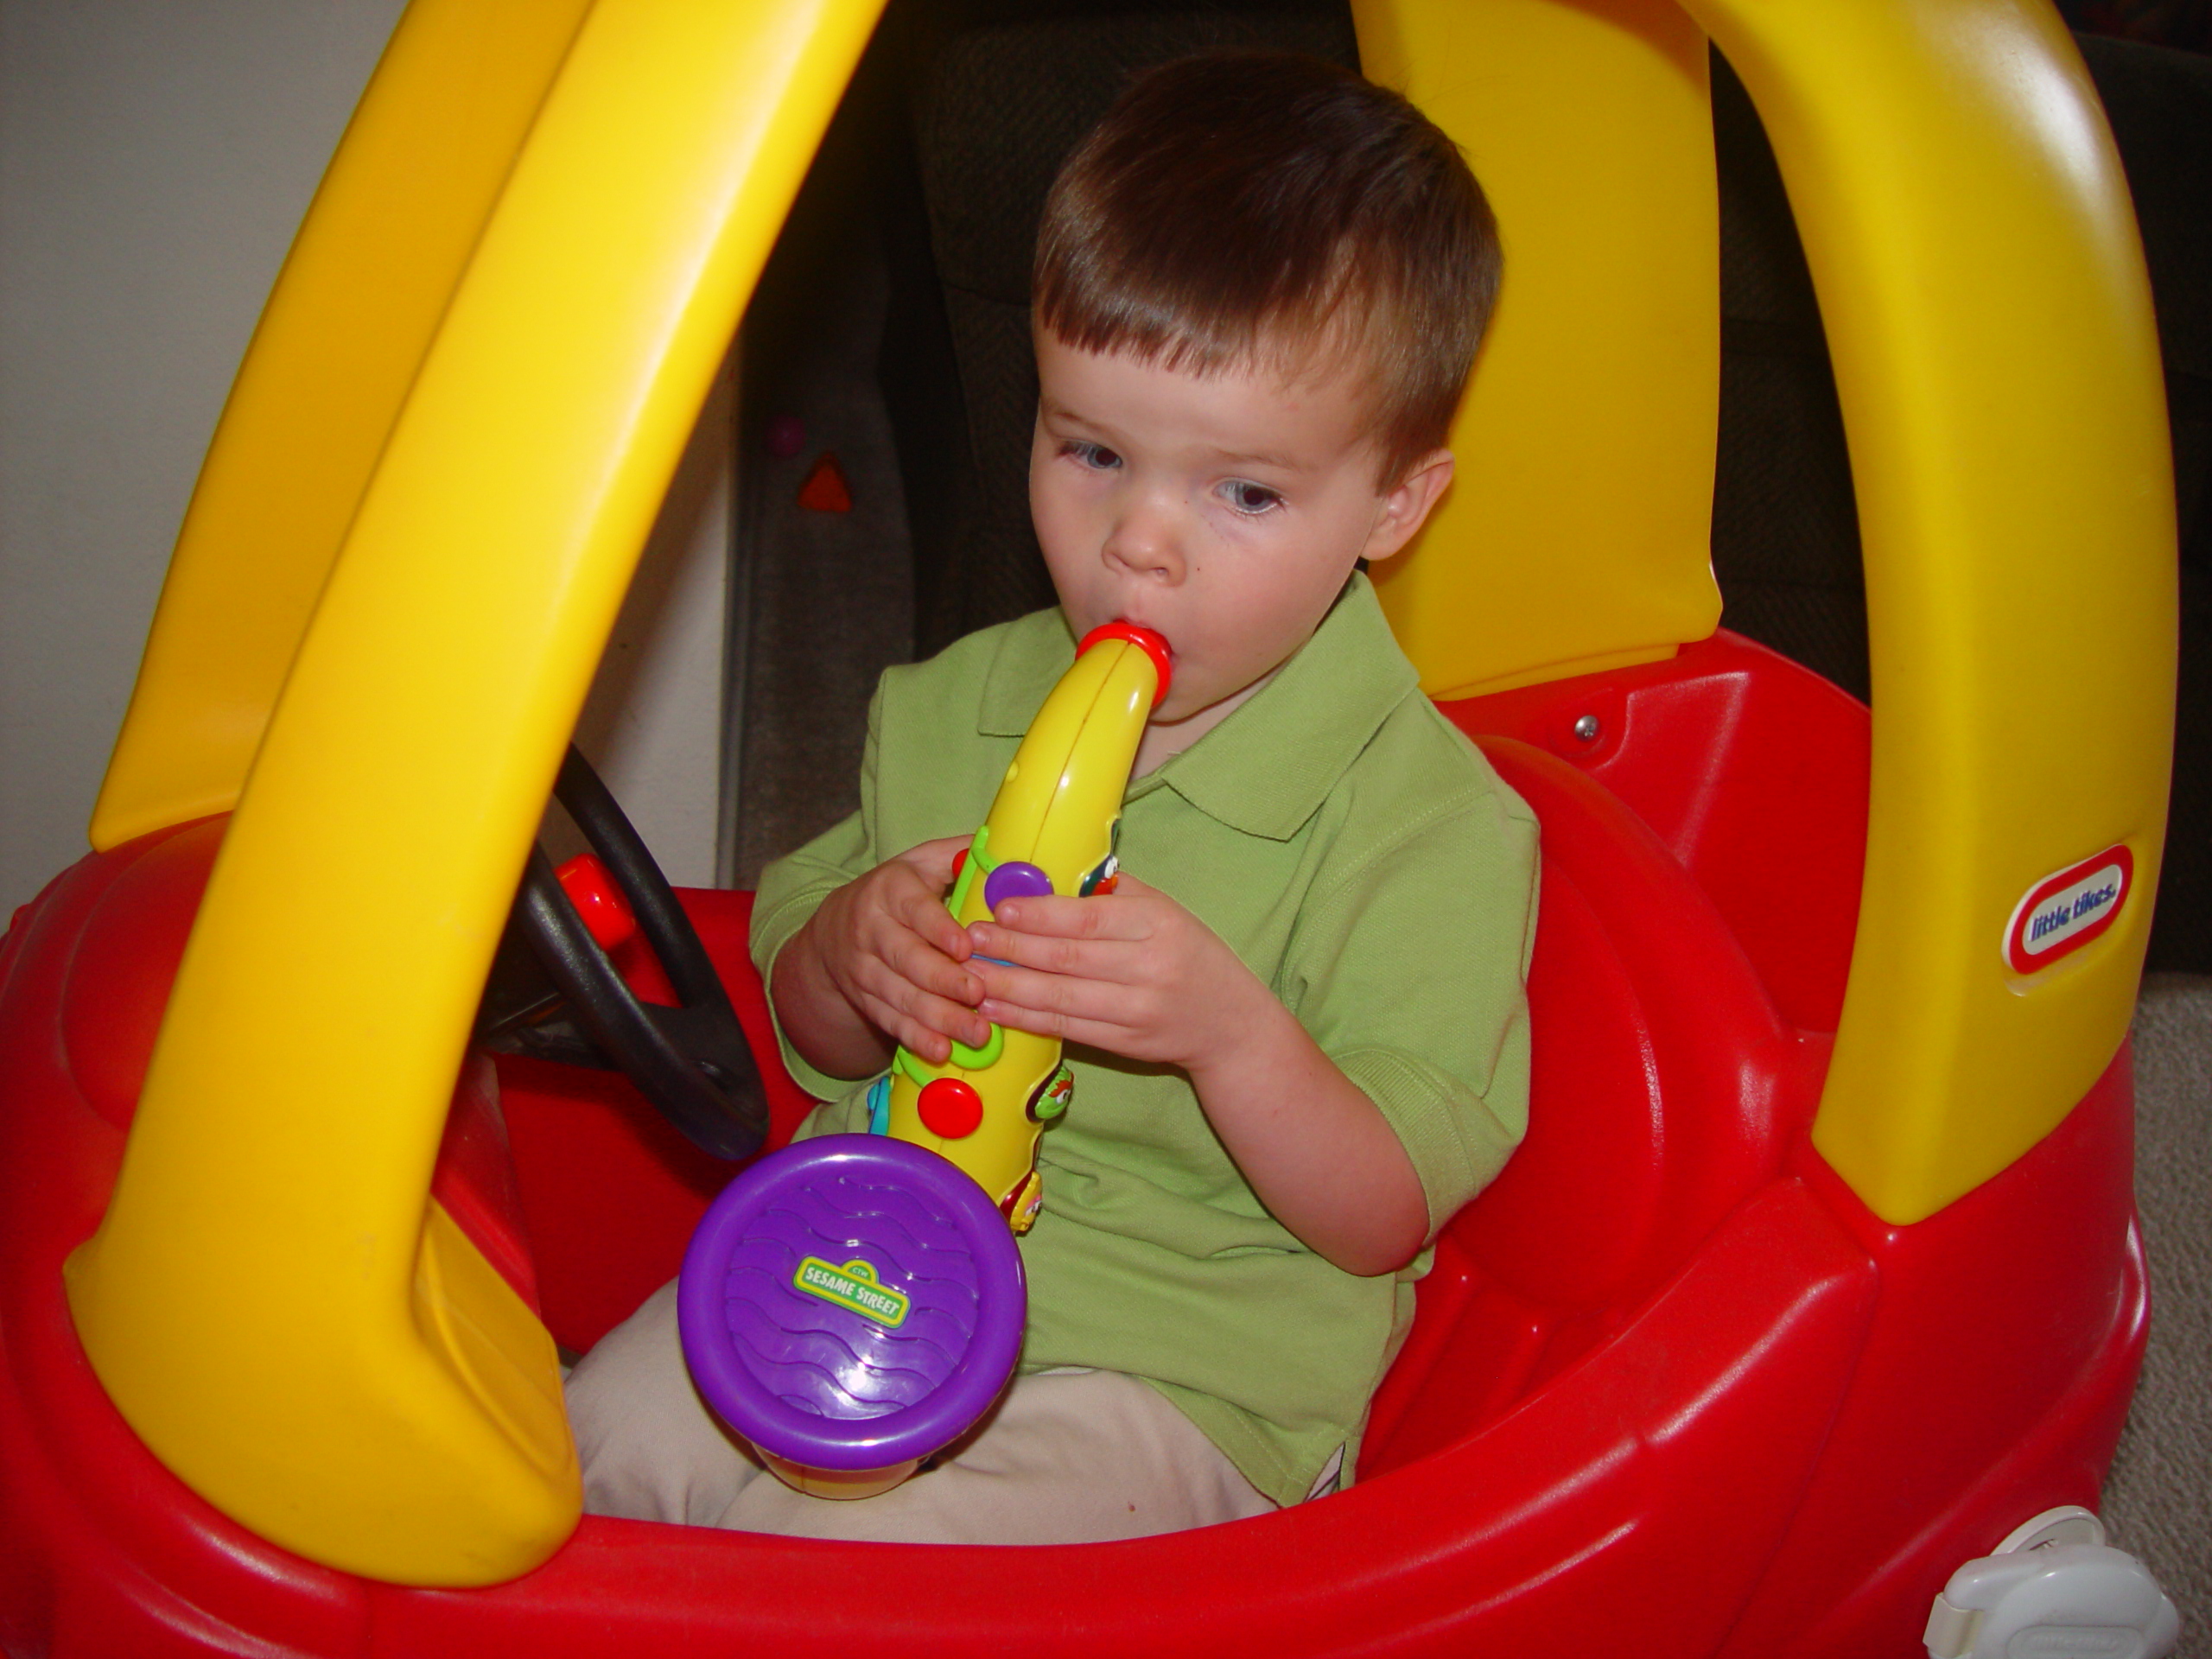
779,836,991,1074
964,876,1272,1077
969,875,1428,1277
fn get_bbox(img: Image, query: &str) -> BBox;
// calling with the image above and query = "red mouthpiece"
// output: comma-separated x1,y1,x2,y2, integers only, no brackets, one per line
1077,621,1173,707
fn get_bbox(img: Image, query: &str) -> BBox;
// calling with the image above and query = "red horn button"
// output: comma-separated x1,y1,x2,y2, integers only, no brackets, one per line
555,854,639,950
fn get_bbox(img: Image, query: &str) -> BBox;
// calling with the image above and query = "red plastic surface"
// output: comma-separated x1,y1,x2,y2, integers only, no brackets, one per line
1720,1048,2148,1658
1365,736,1821,1471
429,1054,541,1313
56,816,224,1131
0,828,374,1658
1440,631,1871,1034
0,638,2150,1657
385,1178,1875,1659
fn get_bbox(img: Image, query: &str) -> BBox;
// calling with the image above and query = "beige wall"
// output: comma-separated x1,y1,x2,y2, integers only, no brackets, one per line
0,0,734,914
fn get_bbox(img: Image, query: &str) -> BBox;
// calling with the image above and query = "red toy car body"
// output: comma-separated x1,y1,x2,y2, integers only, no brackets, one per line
0,632,2147,1656
0,0,2175,1649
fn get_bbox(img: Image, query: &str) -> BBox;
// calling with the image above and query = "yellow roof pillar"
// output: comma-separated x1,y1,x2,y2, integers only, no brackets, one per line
1355,0,1724,698
1686,0,2172,1221
68,0,886,1586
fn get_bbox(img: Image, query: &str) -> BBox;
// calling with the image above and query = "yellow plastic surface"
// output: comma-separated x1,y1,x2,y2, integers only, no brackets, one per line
92,0,595,850
67,0,887,1586
887,635,1161,1216
1679,0,2175,1223
1356,0,1722,699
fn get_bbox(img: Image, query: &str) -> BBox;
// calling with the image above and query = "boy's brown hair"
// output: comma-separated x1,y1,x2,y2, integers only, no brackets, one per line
1034,49,1500,486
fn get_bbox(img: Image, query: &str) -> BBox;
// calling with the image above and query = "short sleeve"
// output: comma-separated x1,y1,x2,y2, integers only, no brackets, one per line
747,687,886,1101
1281,762,1539,1236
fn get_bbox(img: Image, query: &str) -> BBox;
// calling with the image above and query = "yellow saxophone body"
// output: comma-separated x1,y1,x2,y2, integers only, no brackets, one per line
876,623,1170,1229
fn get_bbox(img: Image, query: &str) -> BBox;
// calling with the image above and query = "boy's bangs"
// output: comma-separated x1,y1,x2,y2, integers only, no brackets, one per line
1036,238,1372,389
1038,245,1425,484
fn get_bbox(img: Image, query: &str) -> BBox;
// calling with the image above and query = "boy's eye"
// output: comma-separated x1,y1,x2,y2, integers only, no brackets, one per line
1222,480,1283,516
1064,441,1122,472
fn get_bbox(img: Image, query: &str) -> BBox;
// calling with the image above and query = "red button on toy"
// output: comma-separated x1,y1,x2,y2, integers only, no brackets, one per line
555,854,639,950
917,1077,984,1140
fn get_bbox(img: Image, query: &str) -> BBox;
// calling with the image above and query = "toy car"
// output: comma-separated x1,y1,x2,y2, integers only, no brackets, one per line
0,0,2180,1654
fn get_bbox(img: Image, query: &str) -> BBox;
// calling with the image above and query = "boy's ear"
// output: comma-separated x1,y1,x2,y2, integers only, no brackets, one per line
1363,450,1455,565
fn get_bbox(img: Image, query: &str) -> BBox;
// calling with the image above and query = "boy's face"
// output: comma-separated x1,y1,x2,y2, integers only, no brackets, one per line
1030,332,1452,759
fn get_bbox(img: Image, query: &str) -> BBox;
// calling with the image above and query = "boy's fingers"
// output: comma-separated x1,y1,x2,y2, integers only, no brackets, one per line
966,925,1131,980
973,893,1145,944
879,925,984,1006
885,862,974,961
972,957,1117,1022
858,976,989,1056
997,893,1109,936
877,1007,952,1065
898,834,975,886
865,957,988,1046
897,938,988,1025
855,867,968,967
976,984,1072,1039
978,994,1125,1053
892,898,969,966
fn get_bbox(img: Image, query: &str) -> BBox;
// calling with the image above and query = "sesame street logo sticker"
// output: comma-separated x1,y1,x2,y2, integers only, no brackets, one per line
2004,845,2134,976
792,1257,909,1327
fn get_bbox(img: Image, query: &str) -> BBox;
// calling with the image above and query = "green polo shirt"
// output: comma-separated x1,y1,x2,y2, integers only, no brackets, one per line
750,575,1537,1504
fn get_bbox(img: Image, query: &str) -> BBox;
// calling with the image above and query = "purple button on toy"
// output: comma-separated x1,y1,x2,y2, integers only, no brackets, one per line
678,1135,1026,1481
983,859,1054,912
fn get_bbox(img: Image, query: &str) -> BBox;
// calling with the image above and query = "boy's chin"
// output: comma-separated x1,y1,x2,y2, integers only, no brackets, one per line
1151,677,1257,734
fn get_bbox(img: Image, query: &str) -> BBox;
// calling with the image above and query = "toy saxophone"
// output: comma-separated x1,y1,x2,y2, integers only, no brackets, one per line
869,620,1174,1229
677,622,1171,1497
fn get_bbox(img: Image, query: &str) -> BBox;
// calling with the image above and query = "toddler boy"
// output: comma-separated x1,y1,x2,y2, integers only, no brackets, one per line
567,48,1537,1544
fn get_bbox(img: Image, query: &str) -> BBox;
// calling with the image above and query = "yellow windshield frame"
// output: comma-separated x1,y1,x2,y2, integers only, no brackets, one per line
68,0,886,1586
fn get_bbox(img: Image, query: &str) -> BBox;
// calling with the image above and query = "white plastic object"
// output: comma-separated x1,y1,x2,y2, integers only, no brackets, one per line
1924,1506,2181,1659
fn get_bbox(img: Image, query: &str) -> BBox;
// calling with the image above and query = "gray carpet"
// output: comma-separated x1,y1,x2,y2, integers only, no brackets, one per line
2107,974,2212,1652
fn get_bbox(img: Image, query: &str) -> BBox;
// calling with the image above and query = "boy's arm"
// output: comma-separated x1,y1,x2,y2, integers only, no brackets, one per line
1183,976,1430,1276
750,681,988,1090
967,878,1428,1276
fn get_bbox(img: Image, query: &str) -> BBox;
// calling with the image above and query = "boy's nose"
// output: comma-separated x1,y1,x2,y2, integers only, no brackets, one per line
1103,497,1184,582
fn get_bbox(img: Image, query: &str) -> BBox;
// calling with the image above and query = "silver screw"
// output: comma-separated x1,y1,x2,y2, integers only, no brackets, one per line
1572,714,1601,743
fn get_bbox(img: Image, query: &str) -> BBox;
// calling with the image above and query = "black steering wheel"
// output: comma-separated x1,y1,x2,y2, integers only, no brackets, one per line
475,746,766,1161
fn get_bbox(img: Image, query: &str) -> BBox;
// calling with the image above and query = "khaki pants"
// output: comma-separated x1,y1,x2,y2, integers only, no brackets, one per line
566,1279,1281,1544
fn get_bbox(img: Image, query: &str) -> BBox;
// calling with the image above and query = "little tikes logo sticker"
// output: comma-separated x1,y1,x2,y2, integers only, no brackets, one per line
2004,845,2134,976
793,1256,909,1327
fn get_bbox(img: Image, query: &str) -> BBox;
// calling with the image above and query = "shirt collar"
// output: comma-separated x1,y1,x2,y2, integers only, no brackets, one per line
976,572,1418,841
